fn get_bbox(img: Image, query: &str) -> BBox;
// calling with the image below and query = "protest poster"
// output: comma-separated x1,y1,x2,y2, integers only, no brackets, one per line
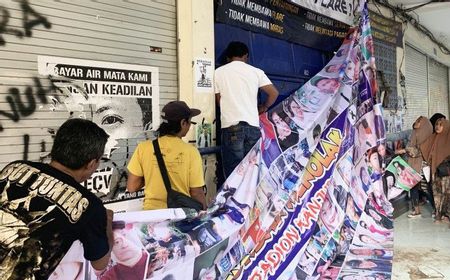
196,123,213,148
38,57,160,211
386,156,422,191
49,2,393,279
194,58,214,93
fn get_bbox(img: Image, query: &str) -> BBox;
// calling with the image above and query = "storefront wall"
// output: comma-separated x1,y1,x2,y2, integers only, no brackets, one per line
403,45,449,129
0,0,179,209
0,0,178,168
368,3,450,134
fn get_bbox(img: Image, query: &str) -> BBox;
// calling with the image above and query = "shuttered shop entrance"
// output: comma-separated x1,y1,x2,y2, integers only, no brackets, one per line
428,58,449,118
404,45,428,129
0,0,177,168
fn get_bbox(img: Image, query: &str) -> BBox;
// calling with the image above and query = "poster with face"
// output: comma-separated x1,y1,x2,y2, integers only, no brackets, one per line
196,123,212,148
37,56,160,210
386,156,422,191
385,170,403,200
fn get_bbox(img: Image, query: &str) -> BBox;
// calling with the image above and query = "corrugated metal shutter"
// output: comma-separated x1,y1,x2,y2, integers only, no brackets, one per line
0,0,177,168
404,45,428,129
428,58,449,118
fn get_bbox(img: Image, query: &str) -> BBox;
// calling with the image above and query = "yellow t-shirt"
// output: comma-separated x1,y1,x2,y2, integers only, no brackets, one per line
127,135,205,210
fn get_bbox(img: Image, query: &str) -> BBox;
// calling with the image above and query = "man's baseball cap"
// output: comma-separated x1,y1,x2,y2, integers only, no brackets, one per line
161,101,201,124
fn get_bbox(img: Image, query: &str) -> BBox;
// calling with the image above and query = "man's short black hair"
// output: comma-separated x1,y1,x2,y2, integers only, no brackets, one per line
51,118,109,169
225,41,249,59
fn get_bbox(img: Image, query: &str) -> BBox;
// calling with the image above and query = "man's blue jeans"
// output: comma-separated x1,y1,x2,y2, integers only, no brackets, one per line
221,122,261,178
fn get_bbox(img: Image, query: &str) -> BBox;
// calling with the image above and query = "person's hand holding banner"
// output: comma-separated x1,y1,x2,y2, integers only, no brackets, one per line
386,156,422,191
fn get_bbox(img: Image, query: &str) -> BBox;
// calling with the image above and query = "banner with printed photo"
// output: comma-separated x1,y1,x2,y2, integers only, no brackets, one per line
288,0,356,25
38,57,160,211
52,2,394,279
386,156,422,191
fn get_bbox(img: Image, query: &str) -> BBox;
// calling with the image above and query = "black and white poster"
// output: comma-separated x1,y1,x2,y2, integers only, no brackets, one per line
194,57,213,93
38,56,160,211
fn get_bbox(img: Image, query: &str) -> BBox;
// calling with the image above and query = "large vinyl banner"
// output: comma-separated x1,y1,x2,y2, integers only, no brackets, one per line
51,2,393,280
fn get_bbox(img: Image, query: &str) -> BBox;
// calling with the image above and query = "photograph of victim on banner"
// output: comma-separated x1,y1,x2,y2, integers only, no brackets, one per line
50,2,393,279
386,156,422,191
37,57,160,210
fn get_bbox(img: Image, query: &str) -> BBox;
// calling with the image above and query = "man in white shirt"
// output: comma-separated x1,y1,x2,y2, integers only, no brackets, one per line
215,41,279,178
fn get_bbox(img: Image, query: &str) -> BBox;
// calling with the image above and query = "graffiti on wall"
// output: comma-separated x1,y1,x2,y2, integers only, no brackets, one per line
0,0,53,162
0,77,58,132
0,0,52,46
0,76,61,161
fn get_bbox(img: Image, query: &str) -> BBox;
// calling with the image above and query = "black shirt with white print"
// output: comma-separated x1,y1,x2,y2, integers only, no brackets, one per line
0,161,109,280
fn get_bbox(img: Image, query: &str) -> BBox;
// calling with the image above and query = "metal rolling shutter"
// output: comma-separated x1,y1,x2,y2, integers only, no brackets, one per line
0,0,177,168
404,45,428,129
428,58,449,118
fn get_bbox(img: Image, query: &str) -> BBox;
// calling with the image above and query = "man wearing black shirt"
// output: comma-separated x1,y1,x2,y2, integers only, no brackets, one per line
0,118,114,280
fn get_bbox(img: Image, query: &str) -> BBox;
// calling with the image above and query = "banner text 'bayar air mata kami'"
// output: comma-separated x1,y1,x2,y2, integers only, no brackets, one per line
50,2,394,280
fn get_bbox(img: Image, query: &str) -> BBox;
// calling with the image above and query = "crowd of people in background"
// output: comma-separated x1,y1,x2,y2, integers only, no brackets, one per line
395,113,450,223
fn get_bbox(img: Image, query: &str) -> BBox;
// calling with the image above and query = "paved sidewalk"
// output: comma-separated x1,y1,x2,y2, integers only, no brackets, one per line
392,205,450,279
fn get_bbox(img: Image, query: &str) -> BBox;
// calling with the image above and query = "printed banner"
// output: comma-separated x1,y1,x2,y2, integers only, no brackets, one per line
52,2,394,279
215,0,349,51
386,156,422,191
288,0,356,25
38,57,160,210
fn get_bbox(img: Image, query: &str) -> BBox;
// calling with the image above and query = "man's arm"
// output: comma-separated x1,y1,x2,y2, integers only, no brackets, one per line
258,84,279,114
215,93,221,106
190,187,207,210
90,209,114,271
127,173,145,192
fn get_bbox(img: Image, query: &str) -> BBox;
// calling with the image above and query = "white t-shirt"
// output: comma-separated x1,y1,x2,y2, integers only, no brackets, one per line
214,61,272,128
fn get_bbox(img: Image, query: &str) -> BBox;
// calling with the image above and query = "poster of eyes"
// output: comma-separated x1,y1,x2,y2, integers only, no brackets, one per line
50,2,394,280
